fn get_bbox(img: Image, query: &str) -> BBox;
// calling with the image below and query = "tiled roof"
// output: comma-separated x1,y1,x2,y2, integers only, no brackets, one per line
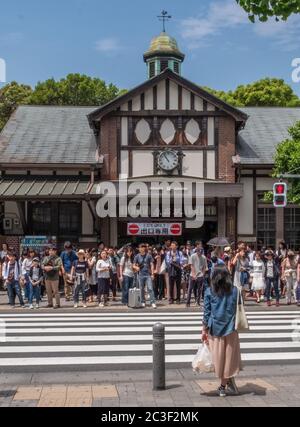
237,107,300,165
0,105,97,164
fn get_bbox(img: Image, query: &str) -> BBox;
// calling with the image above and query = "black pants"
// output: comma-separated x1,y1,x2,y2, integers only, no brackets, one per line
265,277,280,302
154,274,165,300
169,274,181,302
110,272,117,297
187,277,204,305
98,278,110,303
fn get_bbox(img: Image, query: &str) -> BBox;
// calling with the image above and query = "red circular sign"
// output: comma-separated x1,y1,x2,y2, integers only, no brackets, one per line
170,224,181,235
128,224,140,235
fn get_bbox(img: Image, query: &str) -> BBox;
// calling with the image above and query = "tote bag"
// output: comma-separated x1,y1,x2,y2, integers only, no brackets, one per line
235,287,249,332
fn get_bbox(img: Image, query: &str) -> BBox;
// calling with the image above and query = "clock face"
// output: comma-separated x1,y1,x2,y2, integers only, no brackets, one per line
158,150,179,172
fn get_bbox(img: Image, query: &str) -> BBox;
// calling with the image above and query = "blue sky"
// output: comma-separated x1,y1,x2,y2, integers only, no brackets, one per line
1,0,300,95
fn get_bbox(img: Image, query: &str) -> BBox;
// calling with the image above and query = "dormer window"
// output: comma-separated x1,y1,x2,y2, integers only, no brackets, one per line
149,61,155,78
160,59,169,72
173,61,179,74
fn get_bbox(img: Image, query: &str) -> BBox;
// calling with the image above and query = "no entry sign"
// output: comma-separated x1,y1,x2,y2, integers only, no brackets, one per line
127,223,182,236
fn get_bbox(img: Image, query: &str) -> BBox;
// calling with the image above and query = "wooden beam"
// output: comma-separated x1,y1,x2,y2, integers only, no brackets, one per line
16,202,27,234
110,110,227,117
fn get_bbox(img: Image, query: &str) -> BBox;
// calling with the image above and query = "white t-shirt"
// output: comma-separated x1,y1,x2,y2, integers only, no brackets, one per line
96,259,111,279
120,256,134,278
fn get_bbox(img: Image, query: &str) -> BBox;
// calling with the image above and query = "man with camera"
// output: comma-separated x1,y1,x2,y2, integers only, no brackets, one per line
42,245,63,309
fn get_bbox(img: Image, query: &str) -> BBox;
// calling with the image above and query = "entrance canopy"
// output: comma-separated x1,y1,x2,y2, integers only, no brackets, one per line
0,178,94,200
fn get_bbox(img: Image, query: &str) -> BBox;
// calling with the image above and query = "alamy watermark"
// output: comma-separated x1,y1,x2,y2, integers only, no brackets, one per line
0,58,6,83
95,177,205,229
292,58,300,83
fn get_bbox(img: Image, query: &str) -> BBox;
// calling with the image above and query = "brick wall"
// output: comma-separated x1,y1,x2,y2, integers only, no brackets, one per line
99,116,118,181
218,116,236,183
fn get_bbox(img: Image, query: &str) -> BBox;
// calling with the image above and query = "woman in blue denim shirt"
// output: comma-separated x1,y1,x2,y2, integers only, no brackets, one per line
202,265,242,397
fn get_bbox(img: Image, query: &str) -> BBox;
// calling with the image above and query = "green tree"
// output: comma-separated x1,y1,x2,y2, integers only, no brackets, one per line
29,73,122,106
204,78,300,107
0,81,32,131
266,121,300,204
237,0,300,22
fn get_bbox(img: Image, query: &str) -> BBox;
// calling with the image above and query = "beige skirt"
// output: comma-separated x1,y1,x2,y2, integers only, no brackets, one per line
208,331,242,380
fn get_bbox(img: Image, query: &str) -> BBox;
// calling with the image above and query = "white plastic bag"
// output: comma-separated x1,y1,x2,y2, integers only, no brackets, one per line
192,343,214,373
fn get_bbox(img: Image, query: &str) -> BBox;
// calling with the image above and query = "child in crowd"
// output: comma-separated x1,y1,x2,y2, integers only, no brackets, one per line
28,258,43,309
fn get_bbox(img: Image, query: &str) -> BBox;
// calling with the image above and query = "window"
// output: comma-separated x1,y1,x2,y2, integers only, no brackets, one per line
149,62,155,78
257,207,276,248
173,61,179,74
284,208,300,249
160,59,169,72
30,203,52,234
59,203,81,235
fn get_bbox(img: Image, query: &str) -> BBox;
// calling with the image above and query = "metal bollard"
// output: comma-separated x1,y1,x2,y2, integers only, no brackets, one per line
153,322,166,390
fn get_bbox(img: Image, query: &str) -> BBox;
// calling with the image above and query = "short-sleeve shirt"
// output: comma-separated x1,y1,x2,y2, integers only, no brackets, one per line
74,260,88,275
134,253,153,277
189,253,208,278
96,259,111,279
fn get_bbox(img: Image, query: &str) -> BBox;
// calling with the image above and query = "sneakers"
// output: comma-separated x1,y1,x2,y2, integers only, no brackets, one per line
29,304,34,309
83,304,87,308
35,304,39,309
218,385,226,397
227,377,239,395
141,303,146,308
267,300,271,307
99,302,104,307
276,301,280,307
74,303,78,308
152,303,157,309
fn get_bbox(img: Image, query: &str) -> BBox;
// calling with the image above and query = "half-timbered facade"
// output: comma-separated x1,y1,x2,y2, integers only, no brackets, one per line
1,31,300,249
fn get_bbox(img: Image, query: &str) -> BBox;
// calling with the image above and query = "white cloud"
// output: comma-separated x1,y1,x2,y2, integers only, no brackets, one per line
180,0,300,51
254,16,300,51
95,37,121,53
181,0,248,48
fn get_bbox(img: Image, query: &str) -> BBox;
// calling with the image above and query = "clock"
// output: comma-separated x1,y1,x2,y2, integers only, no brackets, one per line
157,150,179,172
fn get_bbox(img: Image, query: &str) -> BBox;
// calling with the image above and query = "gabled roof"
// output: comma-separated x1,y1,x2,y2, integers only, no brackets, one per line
88,69,248,125
0,105,97,165
237,107,300,165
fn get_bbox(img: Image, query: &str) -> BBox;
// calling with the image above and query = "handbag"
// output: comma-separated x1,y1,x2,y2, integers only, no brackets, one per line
159,259,166,275
235,287,249,332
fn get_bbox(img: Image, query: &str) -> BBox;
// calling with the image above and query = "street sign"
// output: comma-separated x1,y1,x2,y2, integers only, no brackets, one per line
273,182,287,208
127,223,182,236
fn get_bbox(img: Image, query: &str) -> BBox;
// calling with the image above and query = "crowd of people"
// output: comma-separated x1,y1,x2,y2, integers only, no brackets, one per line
0,239,300,309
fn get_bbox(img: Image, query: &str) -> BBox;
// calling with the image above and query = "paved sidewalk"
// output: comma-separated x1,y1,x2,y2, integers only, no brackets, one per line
0,290,298,312
0,365,300,407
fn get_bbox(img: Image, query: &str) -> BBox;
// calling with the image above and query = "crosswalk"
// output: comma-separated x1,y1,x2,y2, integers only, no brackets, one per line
0,311,300,371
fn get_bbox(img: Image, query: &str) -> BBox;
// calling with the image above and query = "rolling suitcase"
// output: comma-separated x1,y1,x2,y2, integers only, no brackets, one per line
128,287,142,308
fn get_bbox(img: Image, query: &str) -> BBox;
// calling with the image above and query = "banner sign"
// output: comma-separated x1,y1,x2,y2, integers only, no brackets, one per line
20,236,57,254
127,223,182,236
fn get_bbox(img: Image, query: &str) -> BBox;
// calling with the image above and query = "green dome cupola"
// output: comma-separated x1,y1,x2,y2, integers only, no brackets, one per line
144,12,185,79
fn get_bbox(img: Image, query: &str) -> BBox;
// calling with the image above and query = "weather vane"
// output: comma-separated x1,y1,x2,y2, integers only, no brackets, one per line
157,10,172,33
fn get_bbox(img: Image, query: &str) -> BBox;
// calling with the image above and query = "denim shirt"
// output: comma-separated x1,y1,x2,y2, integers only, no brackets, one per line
203,286,238,337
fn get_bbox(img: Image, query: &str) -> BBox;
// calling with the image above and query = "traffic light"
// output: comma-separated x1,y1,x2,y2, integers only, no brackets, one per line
273,182,287,207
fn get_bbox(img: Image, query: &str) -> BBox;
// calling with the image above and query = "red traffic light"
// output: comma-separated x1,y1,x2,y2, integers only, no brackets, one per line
275,184,285,194
273,182,287,207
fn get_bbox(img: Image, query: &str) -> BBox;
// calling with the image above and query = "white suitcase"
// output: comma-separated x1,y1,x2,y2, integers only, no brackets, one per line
128,287,142,308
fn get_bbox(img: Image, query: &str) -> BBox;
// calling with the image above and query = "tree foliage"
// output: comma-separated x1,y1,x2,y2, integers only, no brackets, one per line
0,81,32,130
29,73,122,106
237,0,300,22
268,121,300,204
0,74,125,132
204,78,300,107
